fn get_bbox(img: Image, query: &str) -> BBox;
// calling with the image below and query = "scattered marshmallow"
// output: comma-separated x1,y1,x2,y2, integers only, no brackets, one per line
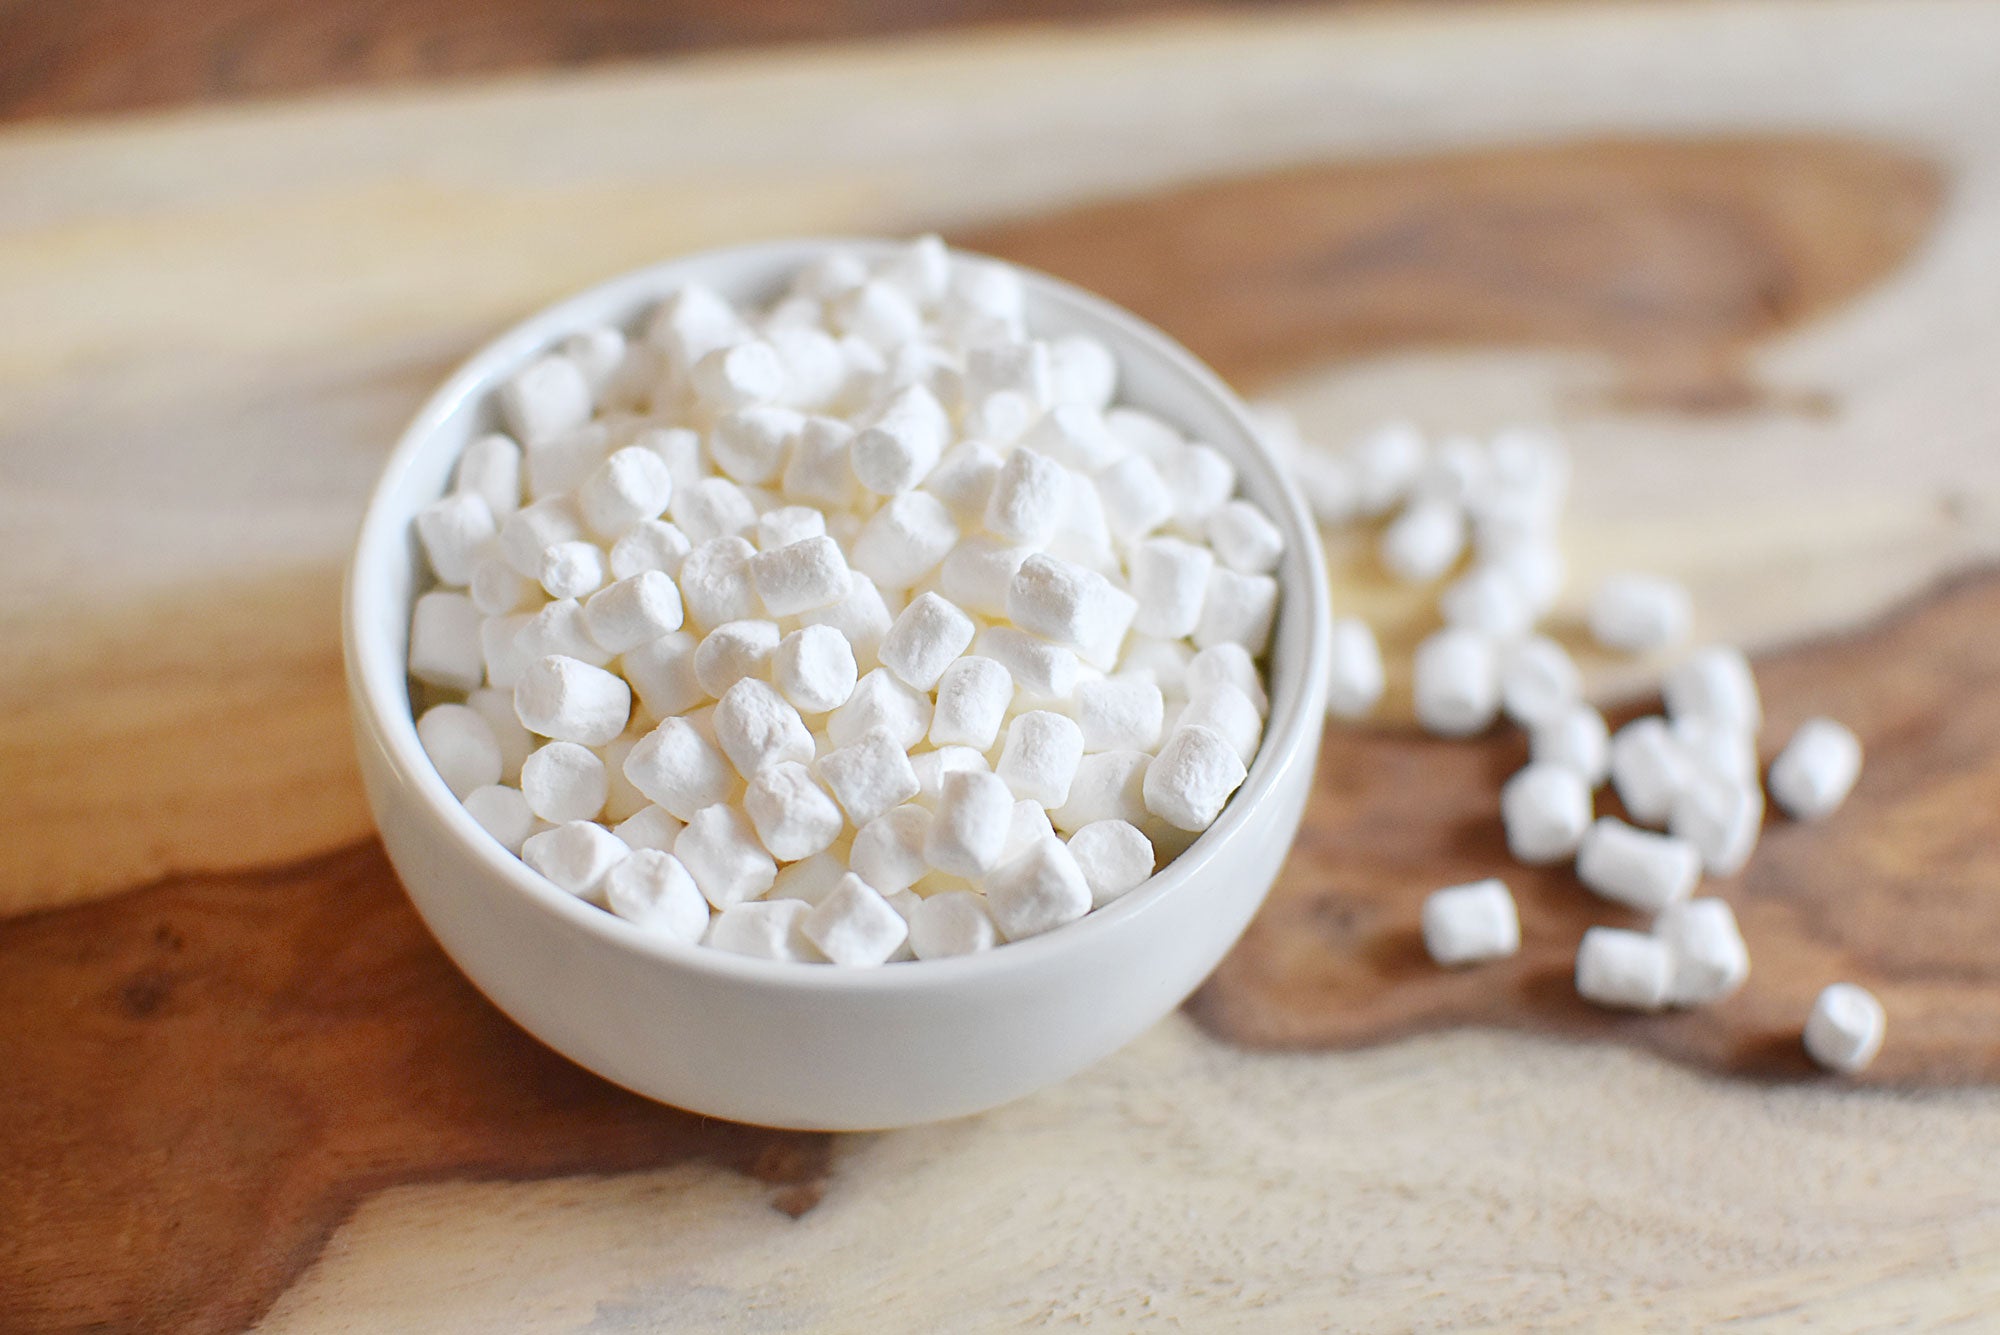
1575,926,1673,1011
1421,879,1520,966
1663,645,1761,733
1576,817,1700,913
1501,763,1593,865
1413,628,1499,738
1653,898,1749,1006
1609,716,1691,827
1769,716,1863,822
1530,704,1611,788
1804,982,1885,1074
1589,573,1692,654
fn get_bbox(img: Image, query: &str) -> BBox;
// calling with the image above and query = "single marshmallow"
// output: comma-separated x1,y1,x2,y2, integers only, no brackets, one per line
879,592,977,691
1326,617,1385,720
693,619,781,698
416,492,497,587
1804,983,1885,1074
1097,454,1176,540
1768,717,1863,822
827,668,932,751
925,770,1015,879
1663,645,1761,733
985,834,1093,941
670,478,758,547
974,626,1079,706
609,518,693,581
1002,799,1057,863
924,441,1004,525
1589,573,1692,654
907,891,1000,960
1412,628,1499,738
769,851,850,906
713,678,816,778
911,746,990,809
1380,500,1465,584
1074,675,1165,754
1421,878,1520,966
1653,898,1749,1006
1206,499,1284,574
1007,554,1139,654
1501,763,1593,864
478,612,536,690
984,447,1070,547
1530,704,1612,788
1177,683,1262,767
1440,564,1534,642
1672,715,1758,787
678,536,761,631
602,850,709,944
707,898,818,962
463,783,537,854
749,534,851,618
1350,421,1427,515
802,873,910,967
929,655,1015,751
850,805,933,894
454,433,523,519
1143,724,1247,833
1499,636,1581,731
519,740,608,824
1051,750,1150,833
1128,537,1215,640
470,557,536,616
754,505,826,551
1048,335,1116,411
1159,443,1235,527
691,340,788,411
1609,716,1691,827
595,735,651,822
1669,769,1763,877
743,761,844,861
1482,538,1566,619
623,716,736,820
1122,637,1192,699
772,624,859,715
579,446,674,538
677,803,778,908
1066,819,1155,908
516,596,607,667
581,571,683,654
1576,817,1701,913
612,805,684,853
514,654,631,746
1575,927,1673,1012
526,426,612,502
835,280,925,351
852,491,959,589
797,573,894,668
1193,568,1278,656
1186,642,1268,718
649,283,753,372
466,686,535,782
498,354,593,446
996,711,1086,808
816,728,922,828
410,591,485,692
622,631,704,719
560,326,626,399
522,819,628,898
499,496,586,579
964,341,1051,409
1025,404,1125,475
781,417,862,511
710,405,802,486
538,539,606,600
417,703,502,799
852,383,949,494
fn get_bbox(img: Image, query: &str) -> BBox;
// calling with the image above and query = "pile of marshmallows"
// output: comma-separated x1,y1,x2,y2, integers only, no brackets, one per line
406,237,1283,968
1257,414,1882,1075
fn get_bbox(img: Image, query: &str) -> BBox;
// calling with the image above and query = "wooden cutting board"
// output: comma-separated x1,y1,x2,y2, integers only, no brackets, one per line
7,2,2000,1329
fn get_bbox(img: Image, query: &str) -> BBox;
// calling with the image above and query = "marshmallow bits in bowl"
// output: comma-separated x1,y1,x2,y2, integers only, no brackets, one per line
346,238,1329,1127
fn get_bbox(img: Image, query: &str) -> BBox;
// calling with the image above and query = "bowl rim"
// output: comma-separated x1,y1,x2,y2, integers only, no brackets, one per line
345,236,1332,992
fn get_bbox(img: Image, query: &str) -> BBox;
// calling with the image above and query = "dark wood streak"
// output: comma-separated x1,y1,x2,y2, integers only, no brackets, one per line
0,846,831,1334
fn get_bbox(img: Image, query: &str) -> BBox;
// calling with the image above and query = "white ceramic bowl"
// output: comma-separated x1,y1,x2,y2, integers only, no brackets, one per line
345,239,1331,1130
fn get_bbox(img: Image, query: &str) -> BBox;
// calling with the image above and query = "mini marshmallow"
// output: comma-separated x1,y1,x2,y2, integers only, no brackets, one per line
603,850,709,944
907,891,999,960
1576,817,1700,913
1186,642,1268,719
1074,675,1165,754
1003,799,1056,863
518,596,609,667
1066,819,1154,908
1481,538,1566,619
713,678,815,778
748,534,851,619
1007,554,1138,655
1128,537,1214,640
850,805,933,894
768,851,849,906
582,571,683,654
514,654,631,745
1193,568,1278,656
1159,443,1235,527
796,573,894,667
466,686,535,783
1414,435,1490,508
595,734,650,822
1669,770,1762,877
1664,645,1761,733
1381,500,1464,584
924,441,1004,524
1050,469,1116,573
539,540,606,600
1048,335,1116,411
417,703,502,799
677,803,778,908
1768,716,1863,822
852,383,948,494
1672,715,1758,787
964,341,1051,409
499,496,586,579
1096,454,1176,540
835,280,925,351
691,340,787,411
416,492,497,586
454,433,523,519
499,354,592,446
470,557,536,616
609,518,693,581
1023,404,1125,475
802,873,910,967
410,591,485,691
1051,750,1150,833
707,898,818,962
710,405,802,485
985,835,1092,941
1350,421,1427,515
1421,878,1520,966
1589,573,1692,654
1440,564,1534,642
930,655,1015,750
622,631,703,719
974,626,1079,705
1143,724,1247,833
996,711,1086,808
1499,635,1582,731
623,716,735,819
1575,927,1673,1012
1501,762,1592,865
678,536,761,631
612,805,684,853
579,446,674,538
879,592,976,691
527,426,612,502
521,820,628,900
984,447,1070,547
1609,716,1691,827
772,624,859,715
743,760,844,861
670,478,758,547
1530,704,1612,788
1122,637,1192,698
940,536,1032,618
781,417,862,510
911,746,990,808
925,770,1015,879
816,728,922,828
649,283,752,370
754,505,826,551
852,491,959,589
827,668,931,750
463,783,537,854
1412,627,1499,737
1804,983,1885,1074
479,612,536,689
1177,683,1261,766
1653,898,1749,1006
560,326,626,398
1326,617,1386,720
1207,499,1284,575
519,740,607,824
693,620,781,698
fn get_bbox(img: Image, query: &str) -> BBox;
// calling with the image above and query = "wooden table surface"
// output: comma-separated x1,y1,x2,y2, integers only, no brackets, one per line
7,1,2000,1329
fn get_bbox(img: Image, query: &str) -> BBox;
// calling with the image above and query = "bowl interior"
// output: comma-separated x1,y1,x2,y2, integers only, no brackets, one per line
345,238,1331,989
